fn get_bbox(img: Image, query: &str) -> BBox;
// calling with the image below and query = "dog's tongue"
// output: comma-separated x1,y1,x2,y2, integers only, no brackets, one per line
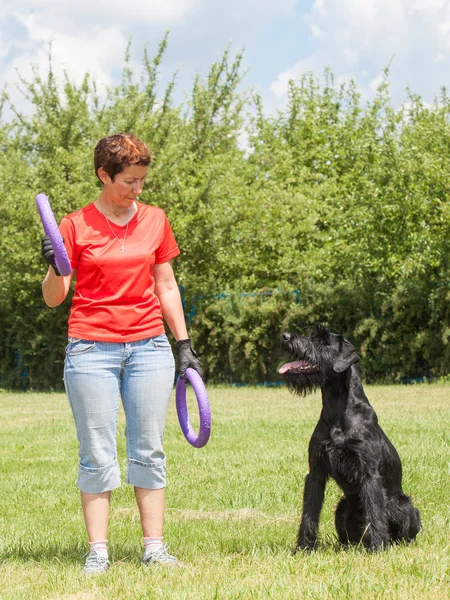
279,361,304,374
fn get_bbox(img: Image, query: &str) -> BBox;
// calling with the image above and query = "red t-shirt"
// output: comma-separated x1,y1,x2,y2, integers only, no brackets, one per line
59,202,180,342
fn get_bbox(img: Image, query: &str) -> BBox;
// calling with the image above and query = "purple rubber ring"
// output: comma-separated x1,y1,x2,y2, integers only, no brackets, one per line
175,368,211,448
36,193,71,277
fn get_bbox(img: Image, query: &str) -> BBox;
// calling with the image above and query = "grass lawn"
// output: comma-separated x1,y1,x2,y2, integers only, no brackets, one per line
0,382,449,599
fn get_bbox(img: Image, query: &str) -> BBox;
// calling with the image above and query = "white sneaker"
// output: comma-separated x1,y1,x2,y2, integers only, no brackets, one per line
142,545,180,566
82,550,110,575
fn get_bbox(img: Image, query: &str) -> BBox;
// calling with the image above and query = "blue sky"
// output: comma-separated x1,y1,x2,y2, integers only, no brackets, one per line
1,0,450,118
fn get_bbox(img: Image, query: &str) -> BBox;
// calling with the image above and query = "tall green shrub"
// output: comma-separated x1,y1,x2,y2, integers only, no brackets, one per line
0,41,449,388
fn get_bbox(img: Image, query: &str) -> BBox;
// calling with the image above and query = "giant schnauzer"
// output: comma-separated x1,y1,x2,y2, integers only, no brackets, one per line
279,324,421,552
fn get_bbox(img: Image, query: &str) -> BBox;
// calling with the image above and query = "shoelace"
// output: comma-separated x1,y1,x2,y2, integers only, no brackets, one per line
83,551,109,571
144,544,176,562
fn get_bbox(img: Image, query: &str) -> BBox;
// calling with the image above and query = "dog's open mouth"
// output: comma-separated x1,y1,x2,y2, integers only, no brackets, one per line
279,360,319,374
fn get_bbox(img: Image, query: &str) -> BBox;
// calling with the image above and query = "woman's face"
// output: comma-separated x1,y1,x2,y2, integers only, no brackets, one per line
99,164,148,208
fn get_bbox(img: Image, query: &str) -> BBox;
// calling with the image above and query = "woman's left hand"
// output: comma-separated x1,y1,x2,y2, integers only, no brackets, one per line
176,339,203,379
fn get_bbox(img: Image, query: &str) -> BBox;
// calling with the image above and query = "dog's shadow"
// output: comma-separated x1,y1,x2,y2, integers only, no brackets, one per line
290,535,421,556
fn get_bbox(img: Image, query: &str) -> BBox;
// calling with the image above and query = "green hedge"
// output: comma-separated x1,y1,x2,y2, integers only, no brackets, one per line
0,44,449,388
189,281,449,385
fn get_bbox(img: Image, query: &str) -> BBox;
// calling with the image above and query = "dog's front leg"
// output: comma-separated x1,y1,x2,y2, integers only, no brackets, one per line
360,475,390,551
296,468,327,551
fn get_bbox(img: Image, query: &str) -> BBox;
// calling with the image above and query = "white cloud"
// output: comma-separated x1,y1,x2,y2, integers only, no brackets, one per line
0,0,202,31
229,0,295,21
309,23,324,39
369,73,385,93
1,0,300,118
0,12,130,118
343,47,358,68
409,0,449,15
269,53,319,98
9,12,127,86
0,32,6,61
2,0,449,124
316,0,408,58
0,0,295,34
0,0,294,92
0,0,197,109
269,0,450,105
313,0,327,18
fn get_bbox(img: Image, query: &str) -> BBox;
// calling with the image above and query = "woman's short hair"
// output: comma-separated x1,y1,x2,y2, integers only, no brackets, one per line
94,133,151,182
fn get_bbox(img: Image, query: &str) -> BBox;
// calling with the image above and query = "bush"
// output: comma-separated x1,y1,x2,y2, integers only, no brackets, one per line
190,289,303,384
1,45,449,388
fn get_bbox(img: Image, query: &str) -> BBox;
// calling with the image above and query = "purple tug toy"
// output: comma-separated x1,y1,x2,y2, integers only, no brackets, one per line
36,193,71,277
175,368,211,448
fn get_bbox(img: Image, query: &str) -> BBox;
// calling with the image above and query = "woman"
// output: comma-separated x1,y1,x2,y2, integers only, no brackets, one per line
41,133,201,574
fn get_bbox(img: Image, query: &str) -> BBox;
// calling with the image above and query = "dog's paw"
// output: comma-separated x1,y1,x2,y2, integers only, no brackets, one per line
294,543,316,554
364,539,388,552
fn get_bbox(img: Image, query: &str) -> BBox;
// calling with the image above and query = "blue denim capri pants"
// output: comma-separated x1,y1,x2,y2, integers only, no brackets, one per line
63,334,175,494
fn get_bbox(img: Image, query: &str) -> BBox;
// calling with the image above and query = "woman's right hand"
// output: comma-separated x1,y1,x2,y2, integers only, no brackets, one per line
41,236,72,307
41,236,61,275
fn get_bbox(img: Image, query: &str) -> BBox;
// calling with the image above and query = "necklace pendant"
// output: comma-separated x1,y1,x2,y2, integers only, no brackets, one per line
120,246,125,252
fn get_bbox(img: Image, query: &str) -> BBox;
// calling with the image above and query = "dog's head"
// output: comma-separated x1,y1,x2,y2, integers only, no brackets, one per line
279,324,360,395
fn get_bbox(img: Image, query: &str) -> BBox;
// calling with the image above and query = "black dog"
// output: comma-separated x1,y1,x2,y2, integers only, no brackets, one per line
279,324,421,552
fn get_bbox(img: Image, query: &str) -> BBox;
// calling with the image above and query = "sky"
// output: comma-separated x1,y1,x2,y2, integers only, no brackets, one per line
1,0,450,119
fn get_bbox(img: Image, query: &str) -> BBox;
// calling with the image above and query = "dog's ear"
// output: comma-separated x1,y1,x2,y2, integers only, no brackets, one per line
333,339,360,373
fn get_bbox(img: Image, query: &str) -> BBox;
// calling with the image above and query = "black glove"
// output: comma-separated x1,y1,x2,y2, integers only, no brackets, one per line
176,339,203,379
41,235,61,276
